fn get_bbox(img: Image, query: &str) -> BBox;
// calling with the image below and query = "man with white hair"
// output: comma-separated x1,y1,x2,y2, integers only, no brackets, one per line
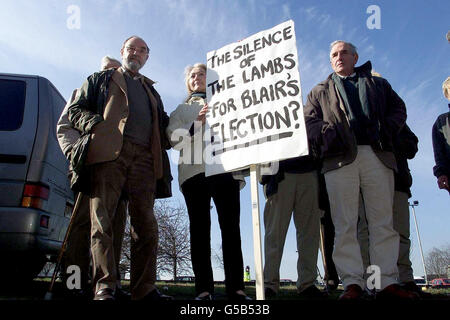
432,77,450,193
68,36,172,300
304,40,418,300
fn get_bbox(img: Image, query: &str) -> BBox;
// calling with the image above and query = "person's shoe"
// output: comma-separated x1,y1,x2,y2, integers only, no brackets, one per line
298,285,328,300
64,288,92,300
264,287,277,298
114,287,131,301
195,292,214,300
325,279,338,292
94,288,115,301
376,284,420,300
142,288,174,301
361,287,376,301
402,281,433,299
338,284,363,300
229,292,253,301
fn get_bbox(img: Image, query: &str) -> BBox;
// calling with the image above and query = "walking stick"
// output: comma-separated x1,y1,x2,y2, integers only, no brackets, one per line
44,192,83,300
319,223,328,282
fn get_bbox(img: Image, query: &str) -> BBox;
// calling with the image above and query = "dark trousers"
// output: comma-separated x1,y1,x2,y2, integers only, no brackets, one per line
318,173,339,284
320,208,339,283
181,172,244,297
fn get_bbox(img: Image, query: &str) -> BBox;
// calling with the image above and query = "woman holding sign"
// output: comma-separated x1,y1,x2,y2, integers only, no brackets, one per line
167,63,250,301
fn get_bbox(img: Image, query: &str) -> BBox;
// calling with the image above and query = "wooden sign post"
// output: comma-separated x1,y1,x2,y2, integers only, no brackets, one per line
250,164,265,300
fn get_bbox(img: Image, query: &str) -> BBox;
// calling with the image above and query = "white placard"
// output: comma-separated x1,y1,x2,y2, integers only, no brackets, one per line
205,20,308,176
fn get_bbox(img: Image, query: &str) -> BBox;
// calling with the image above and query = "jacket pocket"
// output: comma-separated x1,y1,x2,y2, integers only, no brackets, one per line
320,124,346,158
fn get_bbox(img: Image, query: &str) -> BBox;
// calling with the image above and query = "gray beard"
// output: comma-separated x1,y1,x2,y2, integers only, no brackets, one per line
124,60,141,72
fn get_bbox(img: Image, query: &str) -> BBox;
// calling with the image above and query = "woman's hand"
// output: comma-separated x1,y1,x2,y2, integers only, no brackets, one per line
196,104,209,124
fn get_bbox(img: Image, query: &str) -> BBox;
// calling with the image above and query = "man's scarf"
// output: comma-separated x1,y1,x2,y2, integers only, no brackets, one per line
331,72,371,126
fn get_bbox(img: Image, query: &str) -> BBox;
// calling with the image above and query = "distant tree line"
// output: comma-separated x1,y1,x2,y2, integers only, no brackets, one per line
425,243,450,279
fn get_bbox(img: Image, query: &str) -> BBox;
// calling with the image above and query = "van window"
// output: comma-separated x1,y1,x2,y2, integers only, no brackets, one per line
0,79,26,131
49,85,66,140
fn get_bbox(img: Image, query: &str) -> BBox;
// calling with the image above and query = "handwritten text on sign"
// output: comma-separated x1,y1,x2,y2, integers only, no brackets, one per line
205,20,308,176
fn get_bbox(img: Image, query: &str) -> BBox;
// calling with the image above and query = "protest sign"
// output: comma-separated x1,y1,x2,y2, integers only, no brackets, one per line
205,19,308,176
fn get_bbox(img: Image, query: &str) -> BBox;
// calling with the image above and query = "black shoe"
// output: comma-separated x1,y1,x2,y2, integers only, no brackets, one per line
94,288,115,301
229,292,253,301
63,288,93,301
402,281,433,299
114,287,131,301
195,293,214,300
361,287,376,301
325,279,338,292
142,288,174,301
264,287,277,298
298,285,328,300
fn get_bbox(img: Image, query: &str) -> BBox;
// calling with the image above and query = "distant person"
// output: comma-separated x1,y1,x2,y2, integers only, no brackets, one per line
244,266,251,282
432,77,450,194
56,56,128,300
304,40,418,300
68,36,172,300
260,154,326,299
166,63,250,301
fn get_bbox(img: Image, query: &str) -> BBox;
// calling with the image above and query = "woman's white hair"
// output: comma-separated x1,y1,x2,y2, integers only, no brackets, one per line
443,76,450,100
184,63,207,95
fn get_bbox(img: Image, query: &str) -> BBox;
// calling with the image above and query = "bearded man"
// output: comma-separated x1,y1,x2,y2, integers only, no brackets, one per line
68,36,172,300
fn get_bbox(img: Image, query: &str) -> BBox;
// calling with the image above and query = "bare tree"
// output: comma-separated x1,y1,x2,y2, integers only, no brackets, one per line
425,243,450,278
154,199,192,280
212,244,224,272
39,262,55,277
119,217,132,279
119,200,193,281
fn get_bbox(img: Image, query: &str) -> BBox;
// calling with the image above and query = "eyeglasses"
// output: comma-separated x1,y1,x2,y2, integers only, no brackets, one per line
125,46,148,55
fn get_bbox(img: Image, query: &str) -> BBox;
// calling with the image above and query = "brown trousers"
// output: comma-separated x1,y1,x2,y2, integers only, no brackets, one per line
64,192,127,290
90,139,158,299
263,171,321,293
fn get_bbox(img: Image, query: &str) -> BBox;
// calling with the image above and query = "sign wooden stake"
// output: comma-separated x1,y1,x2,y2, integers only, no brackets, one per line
250,164,265,300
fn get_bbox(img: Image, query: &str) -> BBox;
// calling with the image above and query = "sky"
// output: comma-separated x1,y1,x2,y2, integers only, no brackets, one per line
1,0,448,282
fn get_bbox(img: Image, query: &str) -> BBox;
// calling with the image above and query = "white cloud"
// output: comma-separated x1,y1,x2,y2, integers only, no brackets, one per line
111,0,148,16
304,6,317,20
362,44,375,56
282,4,291,21
336,22,344,37
302,6,331,29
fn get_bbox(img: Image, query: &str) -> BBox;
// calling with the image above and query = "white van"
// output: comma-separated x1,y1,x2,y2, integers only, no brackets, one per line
0,73,73,280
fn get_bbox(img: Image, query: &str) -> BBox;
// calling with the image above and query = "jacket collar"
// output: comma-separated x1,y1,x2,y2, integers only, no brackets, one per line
112,67,128,97
112,67,157,97
120,66,156,86
354,60,372,77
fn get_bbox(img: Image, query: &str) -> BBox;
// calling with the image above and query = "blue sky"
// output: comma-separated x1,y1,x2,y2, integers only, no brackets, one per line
1,0,448,282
